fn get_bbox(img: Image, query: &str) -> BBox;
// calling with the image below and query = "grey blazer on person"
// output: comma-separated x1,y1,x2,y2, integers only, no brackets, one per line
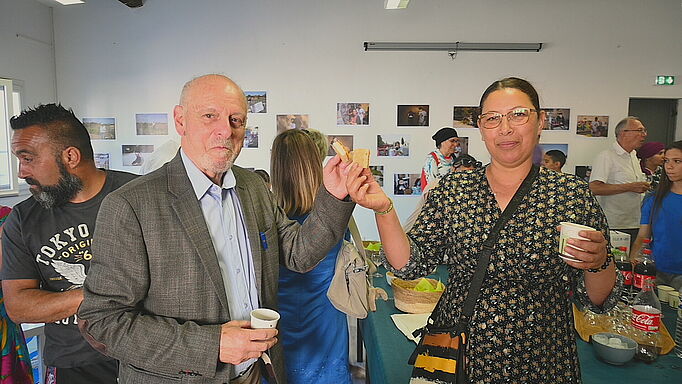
78,153,354,383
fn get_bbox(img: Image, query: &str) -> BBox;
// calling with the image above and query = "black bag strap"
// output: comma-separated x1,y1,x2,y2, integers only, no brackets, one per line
458,164,540,326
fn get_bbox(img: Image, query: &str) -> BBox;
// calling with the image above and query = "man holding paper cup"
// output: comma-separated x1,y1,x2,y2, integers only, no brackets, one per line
78,75,356,384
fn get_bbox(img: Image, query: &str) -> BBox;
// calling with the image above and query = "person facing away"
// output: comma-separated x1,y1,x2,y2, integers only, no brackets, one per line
542,149,566,173
420,127,459,190
344,77,618,383
1,104,137,384
589,117,650,246
630,141,682,290
271,129,351,384
77,74,355,384
0,205,34,384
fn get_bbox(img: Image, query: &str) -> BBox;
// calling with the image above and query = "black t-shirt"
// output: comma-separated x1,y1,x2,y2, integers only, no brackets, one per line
1,170,137,368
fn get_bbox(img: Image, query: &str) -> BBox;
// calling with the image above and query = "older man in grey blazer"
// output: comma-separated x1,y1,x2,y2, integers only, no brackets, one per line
79,74,356,384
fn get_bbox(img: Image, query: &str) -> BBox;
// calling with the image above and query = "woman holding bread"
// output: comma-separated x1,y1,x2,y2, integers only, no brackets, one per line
271,129,351,384
346,77,619,383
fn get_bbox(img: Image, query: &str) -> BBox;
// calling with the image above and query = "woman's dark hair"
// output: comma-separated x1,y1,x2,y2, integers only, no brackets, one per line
650,140,682,229
478,77,541,112
9,103,94,161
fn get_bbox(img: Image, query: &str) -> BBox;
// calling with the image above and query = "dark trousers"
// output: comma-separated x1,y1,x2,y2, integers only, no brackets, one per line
45,360,118,384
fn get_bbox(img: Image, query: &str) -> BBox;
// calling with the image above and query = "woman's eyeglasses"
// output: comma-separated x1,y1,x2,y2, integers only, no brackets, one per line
477,108,538,129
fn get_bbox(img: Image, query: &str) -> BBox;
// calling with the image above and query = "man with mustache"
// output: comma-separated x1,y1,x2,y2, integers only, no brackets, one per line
78,74,355,384
1,104,137,384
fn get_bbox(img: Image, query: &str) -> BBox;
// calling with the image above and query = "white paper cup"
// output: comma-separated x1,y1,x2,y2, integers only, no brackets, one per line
657,285,675,304
668,291,680,309
250,308,280,329
559,222,595,256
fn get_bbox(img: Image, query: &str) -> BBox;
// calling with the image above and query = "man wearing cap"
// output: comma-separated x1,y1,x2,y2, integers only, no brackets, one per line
589,117,650,247
420,127,459,190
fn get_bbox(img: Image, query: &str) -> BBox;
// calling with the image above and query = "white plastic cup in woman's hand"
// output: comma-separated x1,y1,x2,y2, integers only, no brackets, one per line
559,222,595,260
250,308,280,329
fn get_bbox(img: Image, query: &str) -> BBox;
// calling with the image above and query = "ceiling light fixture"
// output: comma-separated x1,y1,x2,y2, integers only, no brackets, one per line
54,0,85,5
384,0,410,10
364,42,543,52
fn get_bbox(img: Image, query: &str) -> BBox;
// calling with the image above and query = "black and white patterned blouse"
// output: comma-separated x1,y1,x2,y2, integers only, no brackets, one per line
386,166,621,384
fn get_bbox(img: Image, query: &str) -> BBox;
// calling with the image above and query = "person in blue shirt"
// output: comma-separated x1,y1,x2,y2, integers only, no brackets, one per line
631,141,682,290
270,129,351,384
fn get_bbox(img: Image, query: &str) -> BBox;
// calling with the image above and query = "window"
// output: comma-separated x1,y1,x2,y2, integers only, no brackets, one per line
0,78,21,196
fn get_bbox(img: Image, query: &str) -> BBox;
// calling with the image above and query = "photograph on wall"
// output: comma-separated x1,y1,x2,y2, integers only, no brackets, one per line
244,126,259,148
576,115,609,137
542,108,570,131
377,134,410,157
94,153,110,170
276,114,309,134
136,113,169,135
397,105,429,127
121,144,155,167
245,91,267,113
453,106,478,128
534,143,569,166
394,173,422,196
369,165,384,187
575,165,592,182
84,117,116,140
337,103,370,125
326,135,353,157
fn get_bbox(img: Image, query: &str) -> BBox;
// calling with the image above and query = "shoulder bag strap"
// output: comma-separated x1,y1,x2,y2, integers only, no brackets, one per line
348,216,367,259
458,164,540,325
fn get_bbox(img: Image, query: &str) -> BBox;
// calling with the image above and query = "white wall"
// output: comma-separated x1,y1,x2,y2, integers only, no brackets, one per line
48,0,682,239
0,0,56,108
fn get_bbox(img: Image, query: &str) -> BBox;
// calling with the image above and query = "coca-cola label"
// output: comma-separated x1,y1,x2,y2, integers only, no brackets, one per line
619,270,633,286
631,305,661,332
633,273,655,289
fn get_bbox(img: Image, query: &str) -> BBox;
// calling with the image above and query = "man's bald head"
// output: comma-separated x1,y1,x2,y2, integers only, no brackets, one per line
179,74,247,108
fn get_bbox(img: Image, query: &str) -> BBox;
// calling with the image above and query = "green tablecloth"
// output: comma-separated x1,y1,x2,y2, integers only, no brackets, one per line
359,266,682,384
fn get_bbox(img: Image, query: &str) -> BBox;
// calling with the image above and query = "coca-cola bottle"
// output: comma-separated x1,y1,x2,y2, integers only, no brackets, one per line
633,249,656,295
614,246,632,303
631,279,661,362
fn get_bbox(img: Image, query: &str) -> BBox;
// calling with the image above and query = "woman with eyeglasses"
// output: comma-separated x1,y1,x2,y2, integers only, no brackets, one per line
345,77,619,383
630,141,682,290
420,127,460,190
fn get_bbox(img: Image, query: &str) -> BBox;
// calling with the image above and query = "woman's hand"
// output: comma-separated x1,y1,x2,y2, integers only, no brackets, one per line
561,230,608,270
345,163,391,212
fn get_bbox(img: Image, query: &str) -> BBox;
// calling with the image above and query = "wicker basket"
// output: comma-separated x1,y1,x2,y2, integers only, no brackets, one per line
391,278,444,314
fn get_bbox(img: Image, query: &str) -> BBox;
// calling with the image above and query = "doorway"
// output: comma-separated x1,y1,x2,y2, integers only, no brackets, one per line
628,98,678,144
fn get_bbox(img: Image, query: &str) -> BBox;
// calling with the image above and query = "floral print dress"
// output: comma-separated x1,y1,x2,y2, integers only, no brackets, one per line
386,167,621,384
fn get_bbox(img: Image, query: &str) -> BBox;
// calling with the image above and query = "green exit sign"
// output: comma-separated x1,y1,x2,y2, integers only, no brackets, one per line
655,75,675,85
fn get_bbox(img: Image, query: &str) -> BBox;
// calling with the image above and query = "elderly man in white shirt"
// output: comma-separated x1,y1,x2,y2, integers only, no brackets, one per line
589,117,650,246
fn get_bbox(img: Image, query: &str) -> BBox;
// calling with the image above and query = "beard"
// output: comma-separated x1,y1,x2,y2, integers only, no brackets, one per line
26,158,84,209
198,139,242,176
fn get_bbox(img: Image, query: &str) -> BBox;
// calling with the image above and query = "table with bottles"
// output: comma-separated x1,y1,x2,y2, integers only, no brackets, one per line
360,266,682,384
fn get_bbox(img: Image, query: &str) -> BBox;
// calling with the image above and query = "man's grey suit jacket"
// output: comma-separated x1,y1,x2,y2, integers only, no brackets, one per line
79,153,354,383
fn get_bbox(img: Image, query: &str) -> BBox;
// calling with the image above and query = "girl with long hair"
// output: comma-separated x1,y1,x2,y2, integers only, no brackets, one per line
631,140,682,289
270,130,351,384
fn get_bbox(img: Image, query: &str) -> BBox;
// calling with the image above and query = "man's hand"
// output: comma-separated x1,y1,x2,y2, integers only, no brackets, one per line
345,163,391,212
218,321,278,365
628,182,650,194
561,230,608,270
323,155,351,200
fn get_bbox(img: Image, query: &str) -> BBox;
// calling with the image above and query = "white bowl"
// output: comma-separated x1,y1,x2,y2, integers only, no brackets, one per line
591,332,636,365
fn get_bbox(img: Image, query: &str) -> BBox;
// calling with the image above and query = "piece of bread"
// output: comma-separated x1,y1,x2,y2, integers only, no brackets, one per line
352,148,370,168
331,139,351,163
